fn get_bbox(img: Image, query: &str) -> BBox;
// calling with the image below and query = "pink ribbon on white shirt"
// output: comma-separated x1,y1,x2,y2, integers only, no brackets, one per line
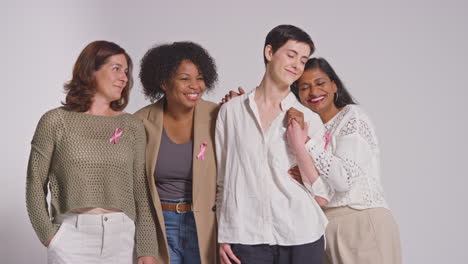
324,133,331,150
109,128,123,144
196,142,208,160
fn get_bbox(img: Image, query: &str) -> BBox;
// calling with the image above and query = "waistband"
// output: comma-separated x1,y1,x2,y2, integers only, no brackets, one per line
54,212,132,226
323,206,388,218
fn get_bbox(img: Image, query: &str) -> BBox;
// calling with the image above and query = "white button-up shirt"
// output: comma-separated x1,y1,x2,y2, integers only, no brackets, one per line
215,89,328,245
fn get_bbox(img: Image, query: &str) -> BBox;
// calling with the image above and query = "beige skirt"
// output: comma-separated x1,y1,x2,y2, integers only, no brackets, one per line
323,207,401,264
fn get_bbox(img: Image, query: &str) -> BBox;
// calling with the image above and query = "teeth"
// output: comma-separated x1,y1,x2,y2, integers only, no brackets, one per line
311,96,325,102
187,93,198,98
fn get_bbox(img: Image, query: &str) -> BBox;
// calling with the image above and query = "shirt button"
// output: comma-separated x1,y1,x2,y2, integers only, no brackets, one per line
104,217,108,221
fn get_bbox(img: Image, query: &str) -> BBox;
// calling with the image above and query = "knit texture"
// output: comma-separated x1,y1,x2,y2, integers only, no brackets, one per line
26,107,159,258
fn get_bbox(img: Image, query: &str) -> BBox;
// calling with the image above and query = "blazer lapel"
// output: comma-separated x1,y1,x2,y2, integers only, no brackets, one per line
192,101,209,209
143,100,165,222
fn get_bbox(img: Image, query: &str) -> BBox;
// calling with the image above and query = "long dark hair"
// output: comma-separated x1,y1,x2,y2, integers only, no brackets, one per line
291,57,356,107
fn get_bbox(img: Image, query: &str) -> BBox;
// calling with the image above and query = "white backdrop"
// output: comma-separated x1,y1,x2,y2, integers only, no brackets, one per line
2,0,467,263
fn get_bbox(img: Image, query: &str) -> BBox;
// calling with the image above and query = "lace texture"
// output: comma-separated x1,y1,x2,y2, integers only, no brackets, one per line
310,105,388,209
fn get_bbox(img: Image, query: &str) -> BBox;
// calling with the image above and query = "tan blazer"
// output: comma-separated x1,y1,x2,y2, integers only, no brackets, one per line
134,99,219,264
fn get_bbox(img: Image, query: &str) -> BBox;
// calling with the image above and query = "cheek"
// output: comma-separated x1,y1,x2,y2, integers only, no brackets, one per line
298,91,308,103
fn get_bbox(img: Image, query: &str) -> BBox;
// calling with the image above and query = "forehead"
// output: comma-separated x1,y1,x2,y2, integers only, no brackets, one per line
299,68,329,82
105,54,128,67
176,60,200,74
278,40,311,56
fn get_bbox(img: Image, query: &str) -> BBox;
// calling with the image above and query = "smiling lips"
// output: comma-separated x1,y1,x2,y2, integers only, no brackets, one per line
185,92,200,101
308,95,326,104
286,69,297,76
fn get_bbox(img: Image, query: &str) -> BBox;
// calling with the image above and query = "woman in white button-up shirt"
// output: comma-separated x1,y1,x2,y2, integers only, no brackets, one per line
290,57,402,264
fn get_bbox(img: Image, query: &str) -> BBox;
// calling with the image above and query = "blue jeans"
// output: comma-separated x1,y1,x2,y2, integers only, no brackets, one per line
161,199,201,264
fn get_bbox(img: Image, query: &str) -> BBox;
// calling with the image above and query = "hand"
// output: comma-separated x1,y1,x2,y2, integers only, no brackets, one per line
220,87,245,105
288,166,303,185
219,243,241,264
137,256,157,264
286,120,309,154
46,234,55,247
315,196,329,207
286,107,304,129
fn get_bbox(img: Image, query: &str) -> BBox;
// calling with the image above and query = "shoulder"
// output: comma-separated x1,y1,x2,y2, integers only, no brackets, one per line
218,93,248,117
134,103,156,120
37,107,66,127
198,99,219,114
341,104,374,125
292,101,322,124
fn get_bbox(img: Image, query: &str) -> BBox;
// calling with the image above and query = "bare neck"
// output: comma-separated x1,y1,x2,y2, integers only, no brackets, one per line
164,100,194,122
86,98,121,116
255,74,291,108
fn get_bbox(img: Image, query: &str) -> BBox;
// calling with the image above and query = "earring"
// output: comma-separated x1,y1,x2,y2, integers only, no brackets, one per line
334,92,339,102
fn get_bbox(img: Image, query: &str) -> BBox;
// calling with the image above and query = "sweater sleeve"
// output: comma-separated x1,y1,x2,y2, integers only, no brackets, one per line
26,109,62,246
306,111,377,193
132,120,159,259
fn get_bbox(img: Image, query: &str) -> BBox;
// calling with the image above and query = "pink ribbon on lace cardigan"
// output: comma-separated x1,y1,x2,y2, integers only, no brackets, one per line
109,128,123,144
196,142,208,160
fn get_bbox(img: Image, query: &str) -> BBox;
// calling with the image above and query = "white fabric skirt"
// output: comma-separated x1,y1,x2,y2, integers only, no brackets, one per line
47,212,136,264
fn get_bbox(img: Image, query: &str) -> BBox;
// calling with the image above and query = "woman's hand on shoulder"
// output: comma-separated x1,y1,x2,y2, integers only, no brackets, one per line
220,87,245,105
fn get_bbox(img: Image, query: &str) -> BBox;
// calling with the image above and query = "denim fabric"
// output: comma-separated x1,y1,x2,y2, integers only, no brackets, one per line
161,199,201,264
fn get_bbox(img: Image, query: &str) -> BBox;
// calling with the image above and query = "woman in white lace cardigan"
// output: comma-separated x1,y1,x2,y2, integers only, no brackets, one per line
289,57,402,264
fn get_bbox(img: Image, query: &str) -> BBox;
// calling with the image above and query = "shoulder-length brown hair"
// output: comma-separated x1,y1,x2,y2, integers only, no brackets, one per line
63,40,133,112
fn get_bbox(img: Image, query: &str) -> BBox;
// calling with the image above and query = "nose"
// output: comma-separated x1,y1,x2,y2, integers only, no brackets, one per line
120,71,128,83
188,79,199,89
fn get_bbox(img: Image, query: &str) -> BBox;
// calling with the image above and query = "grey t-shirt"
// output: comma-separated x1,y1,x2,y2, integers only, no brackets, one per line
154,128,193,199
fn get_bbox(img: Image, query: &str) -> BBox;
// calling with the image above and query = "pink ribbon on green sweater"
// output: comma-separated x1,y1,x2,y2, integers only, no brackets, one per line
196,142,208,160
109,128,123,144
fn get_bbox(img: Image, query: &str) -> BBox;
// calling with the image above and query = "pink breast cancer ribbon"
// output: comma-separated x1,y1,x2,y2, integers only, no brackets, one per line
324,133,331,150
109,128,123,144
196,142,208,160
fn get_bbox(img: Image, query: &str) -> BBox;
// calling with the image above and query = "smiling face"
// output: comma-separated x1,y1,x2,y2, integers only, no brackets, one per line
93,53,129,104
297,67,339,120
265,40,310,87
164,60,206,110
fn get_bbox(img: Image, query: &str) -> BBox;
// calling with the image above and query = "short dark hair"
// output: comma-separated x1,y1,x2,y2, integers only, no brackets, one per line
139,41,218,102
291,57,356,108
63,40,133,112
263,24,315,65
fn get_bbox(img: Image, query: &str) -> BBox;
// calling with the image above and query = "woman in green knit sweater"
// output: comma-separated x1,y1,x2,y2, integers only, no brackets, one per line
26,41,158,264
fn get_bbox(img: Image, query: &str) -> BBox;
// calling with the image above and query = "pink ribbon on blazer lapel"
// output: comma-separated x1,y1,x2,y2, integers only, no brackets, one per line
109,128,123,144
196,142,208,160
324,133,331,150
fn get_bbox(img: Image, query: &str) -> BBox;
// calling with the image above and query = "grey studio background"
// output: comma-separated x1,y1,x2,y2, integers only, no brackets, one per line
2,0,467,263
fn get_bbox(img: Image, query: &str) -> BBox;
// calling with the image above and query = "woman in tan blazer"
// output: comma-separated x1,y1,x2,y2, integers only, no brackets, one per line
134,42,219,264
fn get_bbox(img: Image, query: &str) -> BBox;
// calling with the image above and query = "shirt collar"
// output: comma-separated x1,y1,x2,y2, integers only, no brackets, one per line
247,88,297,112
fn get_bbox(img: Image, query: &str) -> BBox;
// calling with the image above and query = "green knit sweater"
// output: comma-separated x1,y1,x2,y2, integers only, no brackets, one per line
26,107,158,258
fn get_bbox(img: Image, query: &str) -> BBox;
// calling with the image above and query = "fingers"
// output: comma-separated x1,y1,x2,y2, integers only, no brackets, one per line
238,87,245,94
220,249,232,264
286,108,305,129
220,244,241,264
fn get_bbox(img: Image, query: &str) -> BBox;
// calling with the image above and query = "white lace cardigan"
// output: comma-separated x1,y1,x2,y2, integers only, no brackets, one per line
308,104,389,210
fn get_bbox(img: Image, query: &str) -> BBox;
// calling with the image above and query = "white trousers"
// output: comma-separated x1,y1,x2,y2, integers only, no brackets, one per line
47,212,136,264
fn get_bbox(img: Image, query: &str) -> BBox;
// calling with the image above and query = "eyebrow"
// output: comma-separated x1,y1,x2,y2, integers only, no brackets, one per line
287,49,309,60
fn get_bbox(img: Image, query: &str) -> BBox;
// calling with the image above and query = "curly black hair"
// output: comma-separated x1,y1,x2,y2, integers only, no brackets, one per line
139,41,218,102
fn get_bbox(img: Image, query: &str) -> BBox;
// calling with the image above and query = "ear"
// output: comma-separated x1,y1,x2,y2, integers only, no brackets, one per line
264,45,274,63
